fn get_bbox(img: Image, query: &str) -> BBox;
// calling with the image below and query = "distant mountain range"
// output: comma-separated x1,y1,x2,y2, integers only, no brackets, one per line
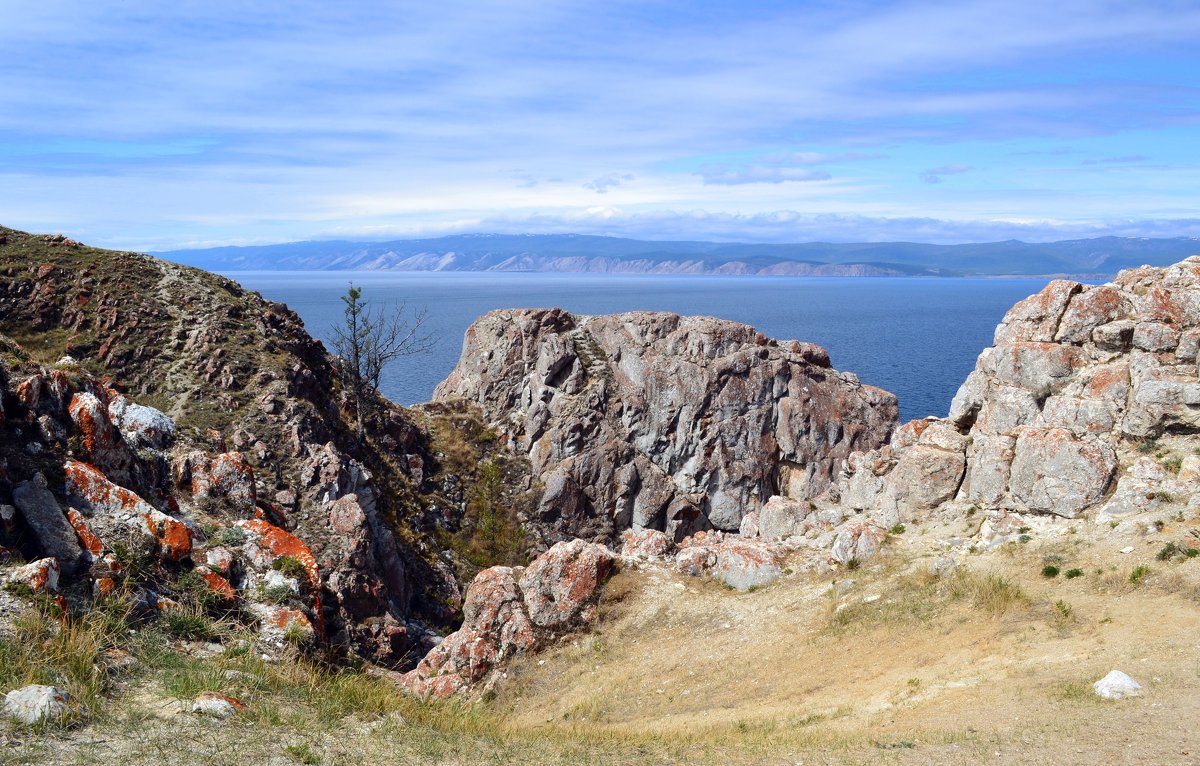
156,234,1200,277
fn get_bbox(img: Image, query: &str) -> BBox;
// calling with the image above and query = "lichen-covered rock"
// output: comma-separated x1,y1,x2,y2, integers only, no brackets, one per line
65,460,193,562
7,557,60,594
830,524,885,565
519,539,614,628
182,451,257,515
12,473,87,575
191,692,247,718
398,540,615,700
108,393,175,450
710,539,782,590
757,495,812,540
3,684,69,725
435,309,897,540
620,527,674,559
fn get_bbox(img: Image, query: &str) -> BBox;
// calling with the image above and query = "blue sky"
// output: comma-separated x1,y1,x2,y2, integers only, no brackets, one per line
2,0,1199,250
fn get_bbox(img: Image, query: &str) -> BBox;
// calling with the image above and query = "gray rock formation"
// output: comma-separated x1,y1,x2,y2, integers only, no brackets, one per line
435,308,898,540
825,257,1200,524
12,474,86,575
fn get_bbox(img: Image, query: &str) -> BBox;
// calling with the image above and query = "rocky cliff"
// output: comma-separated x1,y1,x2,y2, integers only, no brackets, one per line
434,308,898,541
0,226,470,667
778,257,1200,534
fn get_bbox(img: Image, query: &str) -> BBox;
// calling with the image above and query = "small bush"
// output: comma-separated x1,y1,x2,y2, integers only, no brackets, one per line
285,744,321,765
890,524,906,535
1041,565,1060,578
212,526,247,546
1161,454,1183,474
272,555,307,580
1129,565,1151,585
163,608,220,641
1065,568,1084,579
844,558,861,571
263,584,295,605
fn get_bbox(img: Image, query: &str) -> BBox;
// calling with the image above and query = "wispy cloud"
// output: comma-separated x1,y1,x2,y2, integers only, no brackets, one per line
583,173,634,193
0,1,1198,247
696,165,832,186
1083,154,1151,164
921,164,973,184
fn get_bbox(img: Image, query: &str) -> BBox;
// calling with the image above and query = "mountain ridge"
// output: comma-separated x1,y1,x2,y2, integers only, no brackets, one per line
155,233,1200,277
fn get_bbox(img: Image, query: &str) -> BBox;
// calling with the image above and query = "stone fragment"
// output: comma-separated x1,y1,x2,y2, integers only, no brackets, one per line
1093,670,1142,700
3,685,70,725
7,557,60,594
710,539,782,591
191,692,247,718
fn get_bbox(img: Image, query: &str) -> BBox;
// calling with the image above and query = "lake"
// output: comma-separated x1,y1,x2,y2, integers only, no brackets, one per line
223,271,1057,423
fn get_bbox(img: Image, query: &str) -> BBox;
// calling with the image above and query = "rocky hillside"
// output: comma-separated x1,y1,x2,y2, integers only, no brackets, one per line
0,225,481,668
434,308,898,541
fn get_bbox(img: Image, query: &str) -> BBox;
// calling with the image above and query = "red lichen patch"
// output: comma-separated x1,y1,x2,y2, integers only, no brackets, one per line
1084,364,1131,399
195,692,248,713
199,569,237,603
892,418,932,449
94,577,117,599
270,607,313,632
236,519,319,586
13,557,60,594
156,595,180,611
67,509,105,556
16,375,43,409
68,392,114,453
143,514,193,562
1144,286,1186,325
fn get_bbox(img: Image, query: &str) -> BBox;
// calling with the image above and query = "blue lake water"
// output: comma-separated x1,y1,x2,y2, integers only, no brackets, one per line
223,271,1058,423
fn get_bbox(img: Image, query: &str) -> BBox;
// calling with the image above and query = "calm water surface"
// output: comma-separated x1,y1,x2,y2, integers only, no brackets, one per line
224,271,1057,423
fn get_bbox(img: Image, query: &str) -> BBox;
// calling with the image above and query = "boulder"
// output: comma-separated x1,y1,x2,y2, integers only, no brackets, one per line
65,460,193,562
7,557,60,594
399,540,615,699
830,524,885,565
620,528,673,558
3,684,69,725
519,539,614,628
1093,670,1142,700
12,473,87,575
710,539,782,591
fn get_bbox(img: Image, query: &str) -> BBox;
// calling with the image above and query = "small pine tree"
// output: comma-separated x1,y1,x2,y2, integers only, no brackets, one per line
330,284,433,438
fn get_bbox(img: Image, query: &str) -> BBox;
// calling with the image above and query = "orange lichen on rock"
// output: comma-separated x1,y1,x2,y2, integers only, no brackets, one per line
236,518,318,586
199,569,237,603
65,460,193,562
66,509,104,556
67,392,114,453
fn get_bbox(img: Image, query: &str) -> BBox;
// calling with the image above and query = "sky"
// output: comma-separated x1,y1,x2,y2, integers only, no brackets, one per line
2,0,1199,251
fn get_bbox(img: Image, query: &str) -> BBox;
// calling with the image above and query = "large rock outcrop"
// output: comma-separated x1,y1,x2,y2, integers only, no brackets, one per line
397,539,614,699
813,257,1200,527
435,309,897,541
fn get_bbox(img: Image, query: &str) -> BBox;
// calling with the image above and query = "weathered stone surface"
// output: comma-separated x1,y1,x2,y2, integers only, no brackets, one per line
519,539,614,628
710,539,782,591
13,473,87,575
825,258,1200,528
757,496,811,540
108,393,175,450
191,692,247,717
183,451,257,515
830,524,885,564
1008,428,1116,517
399,540,615,699
7,557,60,594
435,309,897,539
65,460,193,562
620,528,673,558
3,685,69,725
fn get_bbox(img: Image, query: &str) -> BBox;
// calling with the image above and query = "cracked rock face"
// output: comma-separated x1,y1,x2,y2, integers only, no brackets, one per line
435,308,898,541
824,256,1200,524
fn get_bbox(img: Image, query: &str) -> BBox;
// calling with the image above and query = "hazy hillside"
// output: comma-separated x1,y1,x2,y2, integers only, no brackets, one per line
156,234,1200,277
